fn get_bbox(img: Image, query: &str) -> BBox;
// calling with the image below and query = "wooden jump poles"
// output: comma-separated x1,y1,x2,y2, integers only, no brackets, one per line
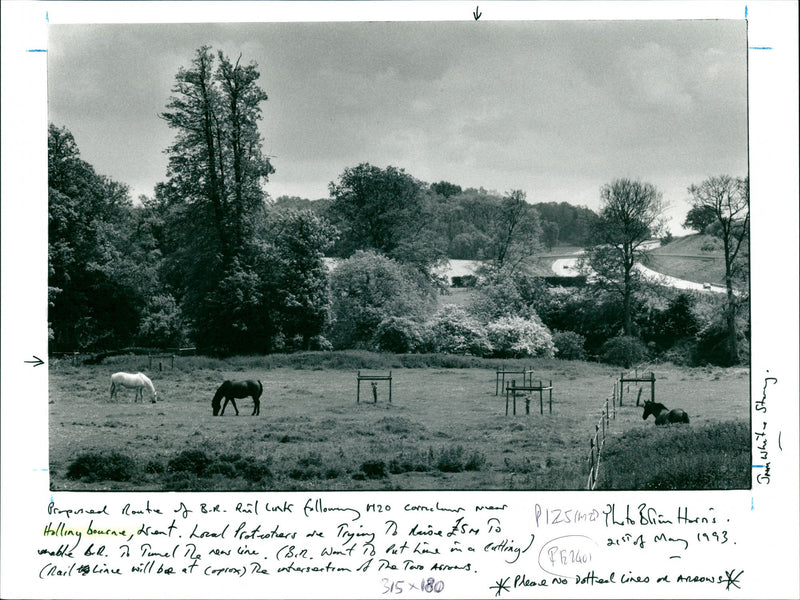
505,379,553,415
148,353,175,370
357,370,392,404
619,371,655,406
495,366,534,395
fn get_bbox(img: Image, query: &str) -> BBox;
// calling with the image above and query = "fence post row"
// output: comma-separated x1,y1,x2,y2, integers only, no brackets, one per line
587,385,618,490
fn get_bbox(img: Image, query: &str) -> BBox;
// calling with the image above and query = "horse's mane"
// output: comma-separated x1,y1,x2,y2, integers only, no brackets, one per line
140,373,155,394
212,381,231,403
646,401,668,411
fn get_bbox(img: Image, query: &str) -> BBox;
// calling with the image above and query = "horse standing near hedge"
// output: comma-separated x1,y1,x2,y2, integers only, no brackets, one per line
110,372,157,403
212,380,263,416
642,400,689,425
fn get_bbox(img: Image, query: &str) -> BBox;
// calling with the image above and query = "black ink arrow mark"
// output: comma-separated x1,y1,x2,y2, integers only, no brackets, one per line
25,355,44,367
473,5,482,20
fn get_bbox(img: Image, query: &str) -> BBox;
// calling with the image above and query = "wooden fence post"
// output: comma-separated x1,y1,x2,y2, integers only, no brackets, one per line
651,372,655,404
613,383,617,419
601,410,606,445
511,380,517,415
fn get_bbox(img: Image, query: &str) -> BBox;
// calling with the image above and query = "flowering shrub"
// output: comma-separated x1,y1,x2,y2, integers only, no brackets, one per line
373,316,425,353
425,305,492,356
328,250,435,349
486,316,555,358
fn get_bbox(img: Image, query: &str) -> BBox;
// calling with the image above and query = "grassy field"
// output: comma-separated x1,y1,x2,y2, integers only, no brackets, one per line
49,353,751,492
643,234,745,286
596,421,750,490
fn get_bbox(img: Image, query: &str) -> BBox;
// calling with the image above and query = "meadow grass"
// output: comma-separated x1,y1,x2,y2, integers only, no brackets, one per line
595,421,750,490
49,356,750,491
642,233,741,285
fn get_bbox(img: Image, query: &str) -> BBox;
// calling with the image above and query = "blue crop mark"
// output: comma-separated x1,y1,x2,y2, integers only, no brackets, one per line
749,46,773,50
751,464,764,468
744,5,747,19
27,49,48,53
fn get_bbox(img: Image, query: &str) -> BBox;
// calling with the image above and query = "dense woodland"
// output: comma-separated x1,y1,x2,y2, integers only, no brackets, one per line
48,47,750,367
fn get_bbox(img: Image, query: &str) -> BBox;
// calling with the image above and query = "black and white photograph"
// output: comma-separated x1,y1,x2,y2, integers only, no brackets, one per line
1,2,798,599
45,17,750,492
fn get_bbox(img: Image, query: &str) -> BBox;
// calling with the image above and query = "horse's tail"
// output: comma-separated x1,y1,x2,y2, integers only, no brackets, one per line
258,380,263,398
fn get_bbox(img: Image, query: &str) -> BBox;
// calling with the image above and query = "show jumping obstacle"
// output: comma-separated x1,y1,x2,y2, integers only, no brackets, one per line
619,370,655,406
495,366,534,395
357,370,392,403
505,379,553,415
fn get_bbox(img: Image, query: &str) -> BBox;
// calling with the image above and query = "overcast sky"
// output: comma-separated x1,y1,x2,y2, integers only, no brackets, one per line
47,19,748,233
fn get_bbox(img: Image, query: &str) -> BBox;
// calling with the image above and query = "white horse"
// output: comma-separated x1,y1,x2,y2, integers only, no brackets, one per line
110,372,157,403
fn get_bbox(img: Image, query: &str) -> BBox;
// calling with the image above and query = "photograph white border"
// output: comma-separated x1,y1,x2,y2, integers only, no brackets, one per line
2,2,798,599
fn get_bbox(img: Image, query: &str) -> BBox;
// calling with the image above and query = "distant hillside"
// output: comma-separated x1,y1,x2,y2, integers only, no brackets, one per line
644,234,748,286
649,234,724,257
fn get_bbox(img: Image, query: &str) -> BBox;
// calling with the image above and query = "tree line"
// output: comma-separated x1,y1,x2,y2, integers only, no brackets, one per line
48,46,749,366
275,187,599,259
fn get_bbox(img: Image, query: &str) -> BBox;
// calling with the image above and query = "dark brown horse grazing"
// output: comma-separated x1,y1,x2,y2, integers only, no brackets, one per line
212,380,263,416
642,400,689,425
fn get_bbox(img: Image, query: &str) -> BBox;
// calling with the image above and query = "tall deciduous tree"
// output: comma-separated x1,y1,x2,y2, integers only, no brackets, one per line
682,204,718,233
159,47,276,350
268,210,338,348
588,178,664,336
487,189,542,271
327,163,444,270
216,52,275,249
160,46,274,261
687,174,749,364
48,123,144,350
